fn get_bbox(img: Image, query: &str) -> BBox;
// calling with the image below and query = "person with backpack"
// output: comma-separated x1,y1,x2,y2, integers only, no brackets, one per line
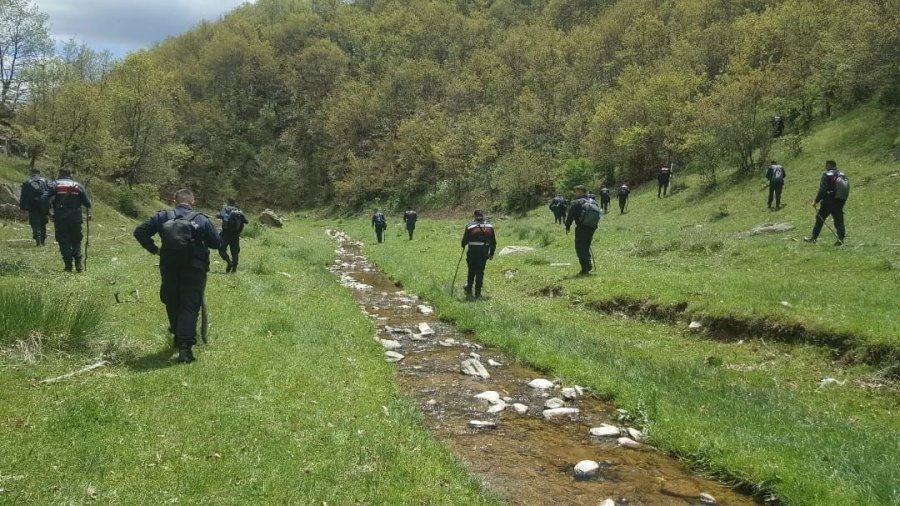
549,196,567,224
42,167,91,272
216,198,248,273
403,208,418,240
372,210,387,243
617,184,631,214
460,209,497,299
565,185,601,276
599,187,611,214
804,160,850,246
134,189,222,363
657,166,672,198
19,167,50,246
766,161,787,210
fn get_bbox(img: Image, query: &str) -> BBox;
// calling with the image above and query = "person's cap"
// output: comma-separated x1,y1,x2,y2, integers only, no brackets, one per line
473,209,484,218
573,185,586,192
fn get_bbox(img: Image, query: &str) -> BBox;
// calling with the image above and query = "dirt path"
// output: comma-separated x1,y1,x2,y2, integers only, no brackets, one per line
328,230,760,506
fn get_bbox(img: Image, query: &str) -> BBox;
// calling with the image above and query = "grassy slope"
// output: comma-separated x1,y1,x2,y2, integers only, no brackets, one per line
343,108,900,504
0,170,499,504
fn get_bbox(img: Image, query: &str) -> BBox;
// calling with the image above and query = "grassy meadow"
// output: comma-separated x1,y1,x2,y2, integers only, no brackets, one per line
0,166,499,504
342,107,899,504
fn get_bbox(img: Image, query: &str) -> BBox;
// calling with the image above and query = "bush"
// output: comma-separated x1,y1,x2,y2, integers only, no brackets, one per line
0,285,104,349
242,220,263,239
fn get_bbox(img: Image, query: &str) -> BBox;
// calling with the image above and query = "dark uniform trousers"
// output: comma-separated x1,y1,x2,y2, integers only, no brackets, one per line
55,218,83,267
658,177,670,197
466,247,490,293
218,232,241,268
600,197,610,213
618,196,628,213
160,265,207,349
812,198,846,240
768,181,784,209
406,225,415,240
575,225,596,273
29,209,48,244
375,225,385,243
554,208,565,224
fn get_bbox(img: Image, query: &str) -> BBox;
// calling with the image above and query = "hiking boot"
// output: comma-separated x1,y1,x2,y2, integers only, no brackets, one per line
803,237,816,243
474,289,482,299
230,263,237,273
463,285,472,296
225,261,232,273
74,258,83,273
177,348,195,364
834,240,844,246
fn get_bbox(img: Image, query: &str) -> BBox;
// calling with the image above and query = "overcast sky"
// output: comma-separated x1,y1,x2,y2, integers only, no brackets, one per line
33,0,256,57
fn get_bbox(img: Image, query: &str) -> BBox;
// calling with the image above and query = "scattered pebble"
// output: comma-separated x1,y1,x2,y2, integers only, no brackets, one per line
780,300,793,308
544,397,566,409
819,377,846,388
474,391,502,404
589,424,621,437
487,359,502,367
598,500,616,506
426,399,437,406
561,386,583,400
512,403,529,414
688,321,703,330
699,492,718,504
528,378,554,389
379,339,402,350
417,323,435,336
504,270,516,279
617,437,642,449
487,401,507,414
543,407,580,419
438,339,457,347
417,305,434,316
627,428,644,442
573,460,600,479
469,420,496,429
384,351,405,362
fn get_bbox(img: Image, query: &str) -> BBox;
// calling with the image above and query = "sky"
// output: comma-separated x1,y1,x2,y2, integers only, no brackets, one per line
33,0,256,57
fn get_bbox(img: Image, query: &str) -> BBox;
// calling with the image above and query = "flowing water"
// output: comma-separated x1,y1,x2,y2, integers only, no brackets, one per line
328,230,760,506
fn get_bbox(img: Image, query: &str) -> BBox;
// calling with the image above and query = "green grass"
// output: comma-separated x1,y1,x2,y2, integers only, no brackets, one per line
340,107,900,505
0,171,500,504
0,285,104,350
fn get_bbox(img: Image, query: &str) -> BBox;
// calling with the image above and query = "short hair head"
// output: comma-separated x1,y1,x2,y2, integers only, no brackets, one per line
770,160,777,165
573,185,586,196
226,197,236,206
473,209,484,218
825,160,837,169
174,189,195,205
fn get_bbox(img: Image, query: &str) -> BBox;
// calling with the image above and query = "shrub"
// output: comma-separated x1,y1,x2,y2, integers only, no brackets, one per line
0,285,104,349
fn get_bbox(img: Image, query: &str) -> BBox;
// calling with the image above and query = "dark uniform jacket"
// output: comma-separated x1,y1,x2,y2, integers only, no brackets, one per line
618,185,631,198
134,204,222,271
461,219,497,257
217,205,248,234
565,197,593,229
766,165,786,183
404,210,418,227
43,177,91,222
372,212,387,228
658,167,672,181
20,175,48,212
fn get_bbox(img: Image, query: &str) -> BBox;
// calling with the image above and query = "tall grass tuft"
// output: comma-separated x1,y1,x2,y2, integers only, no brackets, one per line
242,220,263,239
0,285,104,349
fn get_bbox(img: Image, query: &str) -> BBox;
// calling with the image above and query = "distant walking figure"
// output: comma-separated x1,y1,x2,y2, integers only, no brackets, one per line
766,161,786,210
617,184,630,214
372,210,387,243
404,208,418,240
657,166,672,198
804,160,850,246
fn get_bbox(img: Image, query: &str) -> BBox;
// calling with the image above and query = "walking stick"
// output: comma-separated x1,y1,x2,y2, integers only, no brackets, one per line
450,246,466,296
813,203,840,242
84,212,91,272
200,296,209,344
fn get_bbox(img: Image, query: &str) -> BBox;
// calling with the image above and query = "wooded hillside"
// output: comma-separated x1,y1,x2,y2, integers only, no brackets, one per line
5,0,899,211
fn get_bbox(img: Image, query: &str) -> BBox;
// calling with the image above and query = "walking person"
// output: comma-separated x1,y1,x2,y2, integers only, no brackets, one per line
372,209,387,243
657,166,672,198
216,198,248,273
766,161,786,210
599,187,611,214
42,167,91,272
134,189,222,363
549,196,567,224
19,167,50,246
617,183,631,214
404,208,418,240
804,160,850,246
460,210,497,299
565,185,601,276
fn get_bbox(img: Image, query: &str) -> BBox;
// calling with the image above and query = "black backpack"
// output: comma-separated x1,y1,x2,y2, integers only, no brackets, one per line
374,213,386,226
223,208,245,234
771,165,784,183
580,199,602,228
159,211,199,265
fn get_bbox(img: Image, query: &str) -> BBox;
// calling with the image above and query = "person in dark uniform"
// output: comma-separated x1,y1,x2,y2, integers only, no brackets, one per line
772,114,785,137
134,189,222,363
42,167,91,271
216,198,248,273
804,160,849,246
372,209,387,243
617,184,630,214
565,185,598,276
549,196,566,224
599,187,611,213
765,161,786,210
19,167,50,246
404,208,418,240
461,210,497,299
657,166,672,198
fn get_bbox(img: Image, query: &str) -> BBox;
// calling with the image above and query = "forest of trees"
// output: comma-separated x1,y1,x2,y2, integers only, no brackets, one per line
2,0,898,212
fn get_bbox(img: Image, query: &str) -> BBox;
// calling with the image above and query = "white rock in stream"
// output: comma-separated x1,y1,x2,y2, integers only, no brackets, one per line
544,397,566,409
438,339,457,347
589,424,621,437
542,407,580,419
512,403,529,414
384,351,405,362
461,359,491,379
573,460,600,479
417,305,434,316
469,420,496,429
474,391,502,404
560,386,584,400
487,359,502,367
417,323,435,336
617,437,642,449
627,427,644,442
379,339,402,350
598,500,616,506
699,492,718,504
487,401,507,414
528,378,554,389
